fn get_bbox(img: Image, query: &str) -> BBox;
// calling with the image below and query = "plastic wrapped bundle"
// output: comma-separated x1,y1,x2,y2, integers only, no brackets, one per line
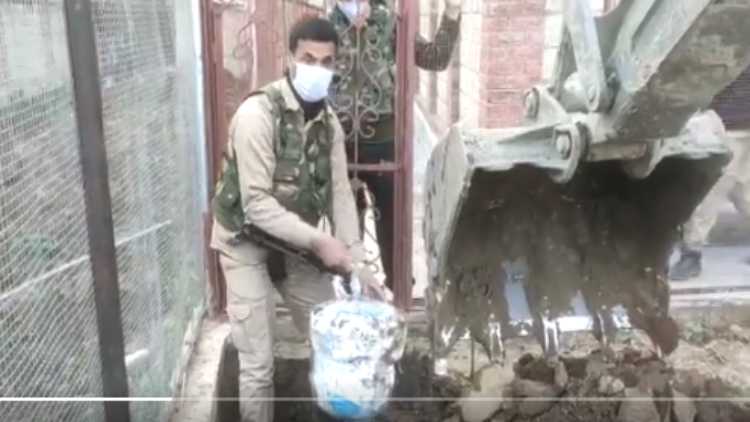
310,275,408,419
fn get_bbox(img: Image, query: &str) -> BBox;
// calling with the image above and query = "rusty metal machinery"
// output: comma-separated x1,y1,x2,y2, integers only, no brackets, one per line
424,0,750,362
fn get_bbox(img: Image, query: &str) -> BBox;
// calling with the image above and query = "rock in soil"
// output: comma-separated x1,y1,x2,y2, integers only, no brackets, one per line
728,325,750,343
511,379,563,398
515,353,557,384
618,388,660,422
517,397,559,418
459,390,503,422
671,390,697,422
474,363,515,394
598,375,626,396
510,362,565,418
554,359,570,389
460,364,516,422
268,326,750,422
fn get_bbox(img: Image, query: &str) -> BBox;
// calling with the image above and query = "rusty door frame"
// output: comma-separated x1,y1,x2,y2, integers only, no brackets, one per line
201,0,227,316
392,0,418,310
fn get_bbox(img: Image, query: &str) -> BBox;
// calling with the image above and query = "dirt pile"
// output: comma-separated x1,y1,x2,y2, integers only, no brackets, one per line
268,310,750,421
454,349,750,422
269,348,749,422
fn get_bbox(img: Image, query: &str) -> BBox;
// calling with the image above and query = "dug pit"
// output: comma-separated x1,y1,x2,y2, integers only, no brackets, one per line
212,310,750,422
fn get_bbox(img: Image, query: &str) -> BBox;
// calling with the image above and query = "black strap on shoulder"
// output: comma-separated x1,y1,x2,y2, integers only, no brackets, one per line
232,87,287,157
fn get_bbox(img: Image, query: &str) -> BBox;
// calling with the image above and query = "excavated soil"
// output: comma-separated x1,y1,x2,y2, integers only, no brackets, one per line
269,313,750,422
272,346,750,422
479,350,750,422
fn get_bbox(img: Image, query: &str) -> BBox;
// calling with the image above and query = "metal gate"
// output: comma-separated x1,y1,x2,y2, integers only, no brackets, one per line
202,0,418,311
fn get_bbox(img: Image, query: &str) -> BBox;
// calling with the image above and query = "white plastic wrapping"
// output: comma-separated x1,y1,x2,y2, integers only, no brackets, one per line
310,275,408,419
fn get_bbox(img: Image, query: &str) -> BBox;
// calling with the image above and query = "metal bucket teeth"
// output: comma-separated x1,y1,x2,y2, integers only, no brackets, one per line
424,127,728,359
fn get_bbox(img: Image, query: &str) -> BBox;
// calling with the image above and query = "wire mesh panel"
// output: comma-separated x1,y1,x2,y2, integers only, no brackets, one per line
90,0,205,420
0,1,104,421
0,0,205,420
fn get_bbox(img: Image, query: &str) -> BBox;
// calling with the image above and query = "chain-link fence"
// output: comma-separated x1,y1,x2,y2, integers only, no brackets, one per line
0,1,207,421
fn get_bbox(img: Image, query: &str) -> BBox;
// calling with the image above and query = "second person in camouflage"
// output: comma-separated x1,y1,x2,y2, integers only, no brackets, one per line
329,0,463,290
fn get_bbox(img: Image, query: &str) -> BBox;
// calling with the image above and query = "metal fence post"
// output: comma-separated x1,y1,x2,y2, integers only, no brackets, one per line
64,1,131,421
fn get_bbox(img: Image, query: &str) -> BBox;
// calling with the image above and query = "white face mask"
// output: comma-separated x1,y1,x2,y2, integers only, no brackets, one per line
338,1,371,23
290,62,334,103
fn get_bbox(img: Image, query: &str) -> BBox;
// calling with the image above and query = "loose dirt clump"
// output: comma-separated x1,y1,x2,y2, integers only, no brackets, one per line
271,348,749,422
269,313,750,421
464,349,750,422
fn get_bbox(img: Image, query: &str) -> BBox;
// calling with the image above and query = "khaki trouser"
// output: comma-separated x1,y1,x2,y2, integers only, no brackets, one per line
683,131,750,249
220,254,334,422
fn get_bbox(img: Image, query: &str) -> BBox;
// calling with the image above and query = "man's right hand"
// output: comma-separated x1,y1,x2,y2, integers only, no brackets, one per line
312,234,353,274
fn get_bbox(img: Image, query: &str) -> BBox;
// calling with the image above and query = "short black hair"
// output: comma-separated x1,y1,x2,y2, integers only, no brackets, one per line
289,16,339,53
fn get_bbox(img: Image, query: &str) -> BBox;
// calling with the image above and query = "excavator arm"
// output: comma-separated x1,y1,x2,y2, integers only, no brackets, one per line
424,0,750,361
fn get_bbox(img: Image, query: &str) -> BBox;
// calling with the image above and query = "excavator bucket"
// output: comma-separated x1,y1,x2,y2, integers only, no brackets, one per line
424,117,728,361
424,0,750,361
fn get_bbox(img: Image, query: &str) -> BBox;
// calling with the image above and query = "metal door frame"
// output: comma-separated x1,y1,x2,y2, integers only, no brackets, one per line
391,0,417,310
201,0,227,315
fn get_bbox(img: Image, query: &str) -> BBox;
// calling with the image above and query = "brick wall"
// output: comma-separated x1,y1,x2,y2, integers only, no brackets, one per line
416,0,545,130
416,0,610,132
481,0,546,128
458,6,483,128
417,0,473,133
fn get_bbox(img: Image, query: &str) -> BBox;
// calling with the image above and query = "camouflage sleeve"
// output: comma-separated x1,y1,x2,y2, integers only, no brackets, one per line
413,13,461,71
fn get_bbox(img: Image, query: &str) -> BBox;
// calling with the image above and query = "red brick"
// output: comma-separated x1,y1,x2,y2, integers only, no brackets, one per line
482,30,527,44
484,101,525,127
418,0,546,130
484,72,536,90
484,0,545,15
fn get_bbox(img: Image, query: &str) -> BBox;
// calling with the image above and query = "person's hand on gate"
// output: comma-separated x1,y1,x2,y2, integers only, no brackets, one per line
444,0,463,20
352,2,371,29
338,0,371,29
312,234,353,274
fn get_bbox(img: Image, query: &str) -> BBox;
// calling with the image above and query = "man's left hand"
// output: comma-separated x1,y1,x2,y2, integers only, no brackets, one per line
444,0,463,20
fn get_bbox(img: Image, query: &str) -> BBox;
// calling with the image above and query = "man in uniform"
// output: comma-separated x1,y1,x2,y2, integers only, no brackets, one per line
670,131,750,280
329,0,463,291
210,17,365,422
